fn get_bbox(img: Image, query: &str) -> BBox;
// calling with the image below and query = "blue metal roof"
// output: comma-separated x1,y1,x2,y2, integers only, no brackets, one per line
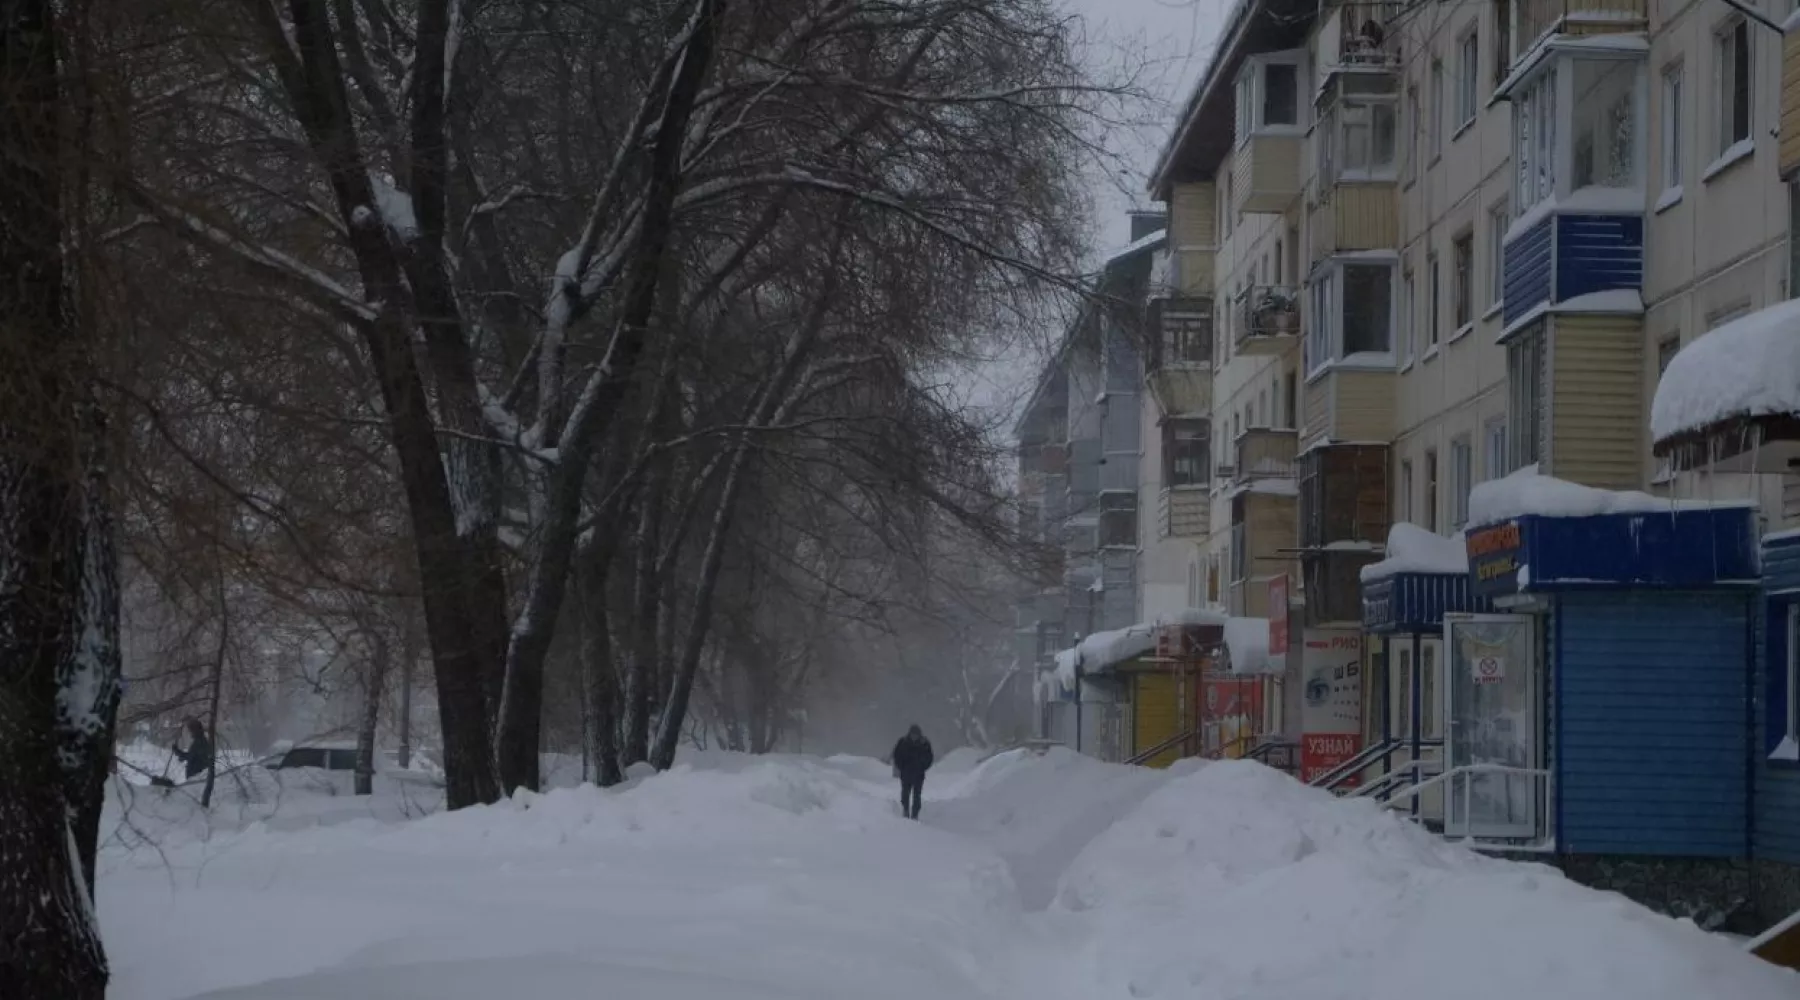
1361,572,1491,634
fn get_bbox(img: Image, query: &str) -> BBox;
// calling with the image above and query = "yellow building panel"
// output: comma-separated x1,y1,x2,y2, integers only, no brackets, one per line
1335,184,1399,252
1170,181,1217,248
1234,135,1303,215
1303,376,1331,445
1133,672,1182,768
1330,370,1396,442
1550,315,1644,492
1782,31,1800,177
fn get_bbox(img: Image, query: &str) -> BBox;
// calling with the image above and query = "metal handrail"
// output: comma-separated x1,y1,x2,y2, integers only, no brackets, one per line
1350,758,1441,801
1379,762,1555,851
1308,737,1444,790
1126,728,1201,766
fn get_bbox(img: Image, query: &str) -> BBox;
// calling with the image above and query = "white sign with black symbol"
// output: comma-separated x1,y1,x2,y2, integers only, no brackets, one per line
1472,654,1505,686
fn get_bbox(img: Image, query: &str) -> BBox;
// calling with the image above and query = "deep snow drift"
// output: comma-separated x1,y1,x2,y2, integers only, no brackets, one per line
99,748,1796,1000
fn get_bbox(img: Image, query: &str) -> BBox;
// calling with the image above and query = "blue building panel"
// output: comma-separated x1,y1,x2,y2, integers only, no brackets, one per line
1467,507,1760,602
1552,214,1644,303
1502,215,1553,327
1361,572,1491,633
1757,535,1800,864
1555,592,1752,857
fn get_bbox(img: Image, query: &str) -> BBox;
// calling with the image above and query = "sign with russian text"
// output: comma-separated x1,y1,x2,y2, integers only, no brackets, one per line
1473,654,1506,686
1299,628,1363,785
1467,520,1524,599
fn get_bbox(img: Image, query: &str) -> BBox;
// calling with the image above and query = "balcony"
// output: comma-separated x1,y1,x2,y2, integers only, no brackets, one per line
1145,295,1214,416
1227,491,1298,618
1232,133,1304,215
1231,52,1306,215
1332,2,1401,69
1298,443,1390,627
1309,183,1399,261
1234,285,1301,356
1514,0,1646,68
1299,368,1396,449
1232,427,1299,487
1784,29,1800,179
1157,486,1210,540
1304,546,1383,627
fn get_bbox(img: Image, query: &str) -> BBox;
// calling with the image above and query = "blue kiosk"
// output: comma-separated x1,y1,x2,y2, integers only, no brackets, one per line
1358,525,1491,824
1458,482,1759,922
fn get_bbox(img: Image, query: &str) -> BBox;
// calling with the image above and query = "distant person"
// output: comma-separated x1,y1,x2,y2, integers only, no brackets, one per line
890,724,934,820
174,718,214,780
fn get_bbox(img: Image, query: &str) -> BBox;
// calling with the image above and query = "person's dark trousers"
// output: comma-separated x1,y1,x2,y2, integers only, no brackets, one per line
899,774,923,819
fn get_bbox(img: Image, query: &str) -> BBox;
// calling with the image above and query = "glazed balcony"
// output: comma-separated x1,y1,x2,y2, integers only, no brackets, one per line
1234,285,1301,356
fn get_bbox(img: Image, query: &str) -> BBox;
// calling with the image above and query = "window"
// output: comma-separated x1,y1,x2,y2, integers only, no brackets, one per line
1405,85,1421,182
1514,68,1558,213
1780,604,1800,758
1450,435,1473,528
1456,30,1479,130
1427,251,1441,348
1308,260,1396,374
1400,459,1415,522
1237,54,1303,140
1401,268,1416,363
1506,323,1546,469
1430,59,1445,157
1341,96,1399,177
1717,17,1751,154
1394,646,1416,737
1488,200,1508,309
1656,335,1680,375
1572,57,1638,189
1283,371,1297,428
1343,263,1393,354
1099,493,1137,548
1424,448,1439,531
1452,232,1474,330
1661,63,1683,191
1421,643,1442,738
1494,0,1512,90
1164,419,1211,486
1484,415,1508,478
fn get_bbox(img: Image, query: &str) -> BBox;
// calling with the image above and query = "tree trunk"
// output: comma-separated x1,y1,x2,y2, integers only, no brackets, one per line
622,467,664,766
200,562,227,810
577,545,624,786
0,0,110,993
355,627,390,796
61,410,122,894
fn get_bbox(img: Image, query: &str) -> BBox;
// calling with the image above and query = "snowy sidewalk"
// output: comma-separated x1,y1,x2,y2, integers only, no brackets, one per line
99,750,1799,1000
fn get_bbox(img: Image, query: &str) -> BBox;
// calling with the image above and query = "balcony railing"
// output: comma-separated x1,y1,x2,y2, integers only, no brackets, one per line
1147,295,1215,370
1234,285,1301,354
1233,427,1299,484
1337,2,1402,67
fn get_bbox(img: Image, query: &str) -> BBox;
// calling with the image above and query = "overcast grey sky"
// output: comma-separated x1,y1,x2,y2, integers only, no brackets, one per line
959,0,1227,432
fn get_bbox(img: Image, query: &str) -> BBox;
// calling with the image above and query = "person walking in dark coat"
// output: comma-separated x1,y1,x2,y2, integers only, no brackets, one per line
173,718,214,780
890,724,933,820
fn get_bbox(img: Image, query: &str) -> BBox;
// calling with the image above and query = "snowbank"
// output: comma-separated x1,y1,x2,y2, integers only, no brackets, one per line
1361,522,1468,582
1043,760,1800,1000
1223,615,1277,674
1650,297,1800,444
1469,469,1752,525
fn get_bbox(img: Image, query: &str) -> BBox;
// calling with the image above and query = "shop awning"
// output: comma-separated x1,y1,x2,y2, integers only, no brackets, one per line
1652,297,1800,472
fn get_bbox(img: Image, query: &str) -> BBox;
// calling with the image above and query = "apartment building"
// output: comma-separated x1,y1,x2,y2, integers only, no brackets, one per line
1142,0,1800,928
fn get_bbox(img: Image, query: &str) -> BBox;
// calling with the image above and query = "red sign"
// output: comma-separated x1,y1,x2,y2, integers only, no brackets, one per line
1301,733,1363,785
1202,675,1265,759
1268,575,1289,657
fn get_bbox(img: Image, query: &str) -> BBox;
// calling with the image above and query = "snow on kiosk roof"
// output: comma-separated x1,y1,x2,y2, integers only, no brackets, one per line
1462,472,1759,599
1049,608,1231,693
1651,296,1800,473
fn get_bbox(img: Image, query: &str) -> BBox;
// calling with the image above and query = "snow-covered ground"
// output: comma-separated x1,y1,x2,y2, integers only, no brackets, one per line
99,748,1797,1000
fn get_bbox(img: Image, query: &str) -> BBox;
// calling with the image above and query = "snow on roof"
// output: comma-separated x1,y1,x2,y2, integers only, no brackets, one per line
1504,184,1642,245
1468,469,1753,526
1099,229,1166,270
1556,288,1644,314
1050,607,1230,692
1223,616,1279,675
1360,523,1468,582
1649,296,1800,445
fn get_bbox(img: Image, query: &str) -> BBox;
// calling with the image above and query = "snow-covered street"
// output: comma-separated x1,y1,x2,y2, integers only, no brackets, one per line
99,750,1798,1000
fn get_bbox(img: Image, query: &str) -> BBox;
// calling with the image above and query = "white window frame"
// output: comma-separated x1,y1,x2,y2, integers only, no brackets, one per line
1427,250,1441,348
1456,29,1480,131
1430,59,1445,157
1421,641,1443,739
1512,66,1559,216
1484,415,1508,479
1450,434,1473,528
1401,267,1416,365
1452,230,1474,332
1305,255,1400,379
1487,199,1508,312
1236,51,1307,146
1338,95,1400,180
1660,61,1683,195
1506,322,1547,470
1715,16,1751,156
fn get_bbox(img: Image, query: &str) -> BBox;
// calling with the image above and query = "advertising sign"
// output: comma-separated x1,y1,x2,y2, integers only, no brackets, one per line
1467,520,1525,599
1202,675,1265,759
1299,628,1363,784
1268,575,1290,660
